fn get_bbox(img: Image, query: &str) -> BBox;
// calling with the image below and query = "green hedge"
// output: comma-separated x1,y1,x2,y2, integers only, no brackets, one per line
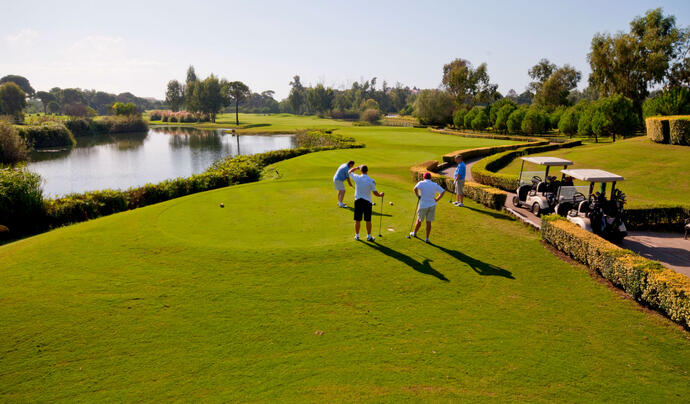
625,205,690,231
410,160,507,210
645,116,690,145
669,118,690,146
43,133,364,229
16,123,76,149
429,128,545,143
541,216,690,328
471,140,582,191
441,140,548,164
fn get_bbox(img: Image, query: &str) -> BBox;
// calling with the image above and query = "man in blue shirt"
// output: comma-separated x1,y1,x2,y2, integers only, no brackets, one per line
453,155,466,207
333,160,355,208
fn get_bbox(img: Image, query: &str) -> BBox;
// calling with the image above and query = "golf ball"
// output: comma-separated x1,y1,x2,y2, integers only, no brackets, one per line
389,201,394,205
220,203,224,208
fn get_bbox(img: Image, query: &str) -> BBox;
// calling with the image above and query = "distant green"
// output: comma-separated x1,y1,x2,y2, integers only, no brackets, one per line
1,120,688,402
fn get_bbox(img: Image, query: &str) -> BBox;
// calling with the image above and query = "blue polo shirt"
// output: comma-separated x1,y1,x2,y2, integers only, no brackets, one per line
333,163,350,181
454,162,466,180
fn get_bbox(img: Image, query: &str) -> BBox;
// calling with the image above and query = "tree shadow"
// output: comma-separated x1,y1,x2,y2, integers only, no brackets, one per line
429,242,515,279
344,207,392,217
362,242,449,282
461,205,513,221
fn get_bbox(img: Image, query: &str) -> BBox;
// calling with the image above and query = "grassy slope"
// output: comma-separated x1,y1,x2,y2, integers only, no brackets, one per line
1,123,689,402
498,136,690,206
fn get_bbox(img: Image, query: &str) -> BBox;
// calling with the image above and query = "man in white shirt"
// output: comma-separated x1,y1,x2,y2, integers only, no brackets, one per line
348,164,385,242
410,172,446,243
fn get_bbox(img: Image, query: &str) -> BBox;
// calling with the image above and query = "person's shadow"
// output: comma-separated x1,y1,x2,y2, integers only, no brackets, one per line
429,242,515,279
362,242,449,282
344,207,392,217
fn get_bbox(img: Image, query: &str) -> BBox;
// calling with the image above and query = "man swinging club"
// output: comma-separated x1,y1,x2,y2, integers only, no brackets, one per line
410,172,445,243
333,160,355,208
349,164,384,241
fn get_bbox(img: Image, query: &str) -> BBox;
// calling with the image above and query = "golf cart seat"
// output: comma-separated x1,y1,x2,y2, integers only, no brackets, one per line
577,200,590,214
536,182,547,193
517,184,530,201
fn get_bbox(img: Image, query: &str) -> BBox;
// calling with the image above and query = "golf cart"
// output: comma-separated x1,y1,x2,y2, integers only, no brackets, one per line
560,169,627,241
512,156,574,216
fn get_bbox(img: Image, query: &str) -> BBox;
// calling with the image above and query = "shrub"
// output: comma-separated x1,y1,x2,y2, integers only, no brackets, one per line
506,107,527,133
642,87,690,118
471,108,490,130
16,123,76,148
112,102,139,116
453,107,468,129
626,204,690,231
591,95,638,141
489,98,517,126
669,118,690,145
102,116,148,133
558,106,579,137
149,111,163,121
577,102,595,138
412,89,454,126
0,121,28,164
0,167,45,235
495,104,517,133
645,117,666,143
549,106,566,129
65,117,94,137
360,108,381,124
521,107,548,134
541,216,690,328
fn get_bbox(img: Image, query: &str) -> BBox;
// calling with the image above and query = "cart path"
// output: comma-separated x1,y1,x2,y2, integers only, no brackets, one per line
440,160,690,277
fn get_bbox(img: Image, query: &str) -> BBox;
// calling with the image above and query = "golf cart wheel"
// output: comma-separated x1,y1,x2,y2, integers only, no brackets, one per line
531,202,541,217
512,195,520,207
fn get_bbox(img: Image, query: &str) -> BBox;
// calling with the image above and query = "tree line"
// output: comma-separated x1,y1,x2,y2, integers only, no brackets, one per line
413,8,689,141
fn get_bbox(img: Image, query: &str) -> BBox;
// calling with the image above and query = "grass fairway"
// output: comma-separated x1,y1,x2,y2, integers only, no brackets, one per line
498,136,690,206
1,123,689,402
147,112,354,132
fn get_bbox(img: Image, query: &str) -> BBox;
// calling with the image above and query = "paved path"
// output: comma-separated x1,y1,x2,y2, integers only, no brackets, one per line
440,159,690,277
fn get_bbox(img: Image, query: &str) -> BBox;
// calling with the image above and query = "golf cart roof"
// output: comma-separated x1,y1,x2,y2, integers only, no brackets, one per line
521,156,574,166
560,169,625,182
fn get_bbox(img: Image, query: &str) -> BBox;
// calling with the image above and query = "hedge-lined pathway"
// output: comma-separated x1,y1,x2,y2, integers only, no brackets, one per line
441,159,690,277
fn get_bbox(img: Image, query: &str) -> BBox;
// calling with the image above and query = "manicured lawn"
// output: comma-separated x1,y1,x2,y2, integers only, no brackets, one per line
1,121,689,402
498,136,690,206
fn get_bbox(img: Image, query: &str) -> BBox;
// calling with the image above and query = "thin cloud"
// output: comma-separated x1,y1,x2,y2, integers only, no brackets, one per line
3,29,39,46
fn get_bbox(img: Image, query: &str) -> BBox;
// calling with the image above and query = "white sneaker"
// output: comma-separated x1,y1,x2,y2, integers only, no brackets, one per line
458,203,464,207
452,201,460,206
354,234,360,241
425,238,430,244
366,235,375,242
409,232,416,238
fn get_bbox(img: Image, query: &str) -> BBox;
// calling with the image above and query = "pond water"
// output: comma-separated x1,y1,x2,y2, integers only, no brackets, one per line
27,127,295,197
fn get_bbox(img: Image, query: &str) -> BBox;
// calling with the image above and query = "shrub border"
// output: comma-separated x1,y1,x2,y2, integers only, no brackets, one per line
541,215,690,329
645,115,690,145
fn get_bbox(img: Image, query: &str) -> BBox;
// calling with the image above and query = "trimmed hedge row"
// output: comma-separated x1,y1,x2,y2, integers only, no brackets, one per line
410,160,507,210
16,123,76,148
471,140,583,191
541,216,690,328
442,139,548,164
645,116,690,145
625,205,690,231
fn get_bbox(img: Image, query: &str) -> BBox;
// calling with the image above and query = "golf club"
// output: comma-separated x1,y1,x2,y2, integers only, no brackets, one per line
406,197,420,238
378,195,384,237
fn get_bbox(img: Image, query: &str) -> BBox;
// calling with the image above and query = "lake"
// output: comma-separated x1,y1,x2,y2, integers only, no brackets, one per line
27,127,296,197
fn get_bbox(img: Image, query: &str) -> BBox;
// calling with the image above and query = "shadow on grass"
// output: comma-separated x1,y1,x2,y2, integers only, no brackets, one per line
429,242,515,279
461,205,513,221
362,242,449,282
344,207,393,217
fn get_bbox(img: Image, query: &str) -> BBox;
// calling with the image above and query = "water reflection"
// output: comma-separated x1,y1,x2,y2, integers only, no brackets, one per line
27,127,295,197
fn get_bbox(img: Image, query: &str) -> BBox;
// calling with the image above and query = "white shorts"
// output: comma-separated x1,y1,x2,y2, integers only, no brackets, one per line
455,179,465,196
334,180,345,191
417,205,436,222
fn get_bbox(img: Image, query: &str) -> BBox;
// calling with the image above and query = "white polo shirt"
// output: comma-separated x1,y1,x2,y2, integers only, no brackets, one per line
414,179,445,209
352,173,377,203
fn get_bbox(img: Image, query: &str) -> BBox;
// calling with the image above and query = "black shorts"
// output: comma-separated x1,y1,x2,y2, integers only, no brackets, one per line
354,198,373,222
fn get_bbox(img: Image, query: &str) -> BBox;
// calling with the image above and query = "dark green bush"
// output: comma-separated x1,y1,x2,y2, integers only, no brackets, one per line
65,118,94,137
453,107,468,129
591,95,638,141
0,167,45,235
643,87,690,118
0,121,28,164
471,108,490,130
16,123,76,148
102,116,148,133
521,107,548,134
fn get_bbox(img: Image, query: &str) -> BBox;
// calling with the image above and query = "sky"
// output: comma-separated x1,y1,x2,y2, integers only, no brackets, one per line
1,0,689,100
